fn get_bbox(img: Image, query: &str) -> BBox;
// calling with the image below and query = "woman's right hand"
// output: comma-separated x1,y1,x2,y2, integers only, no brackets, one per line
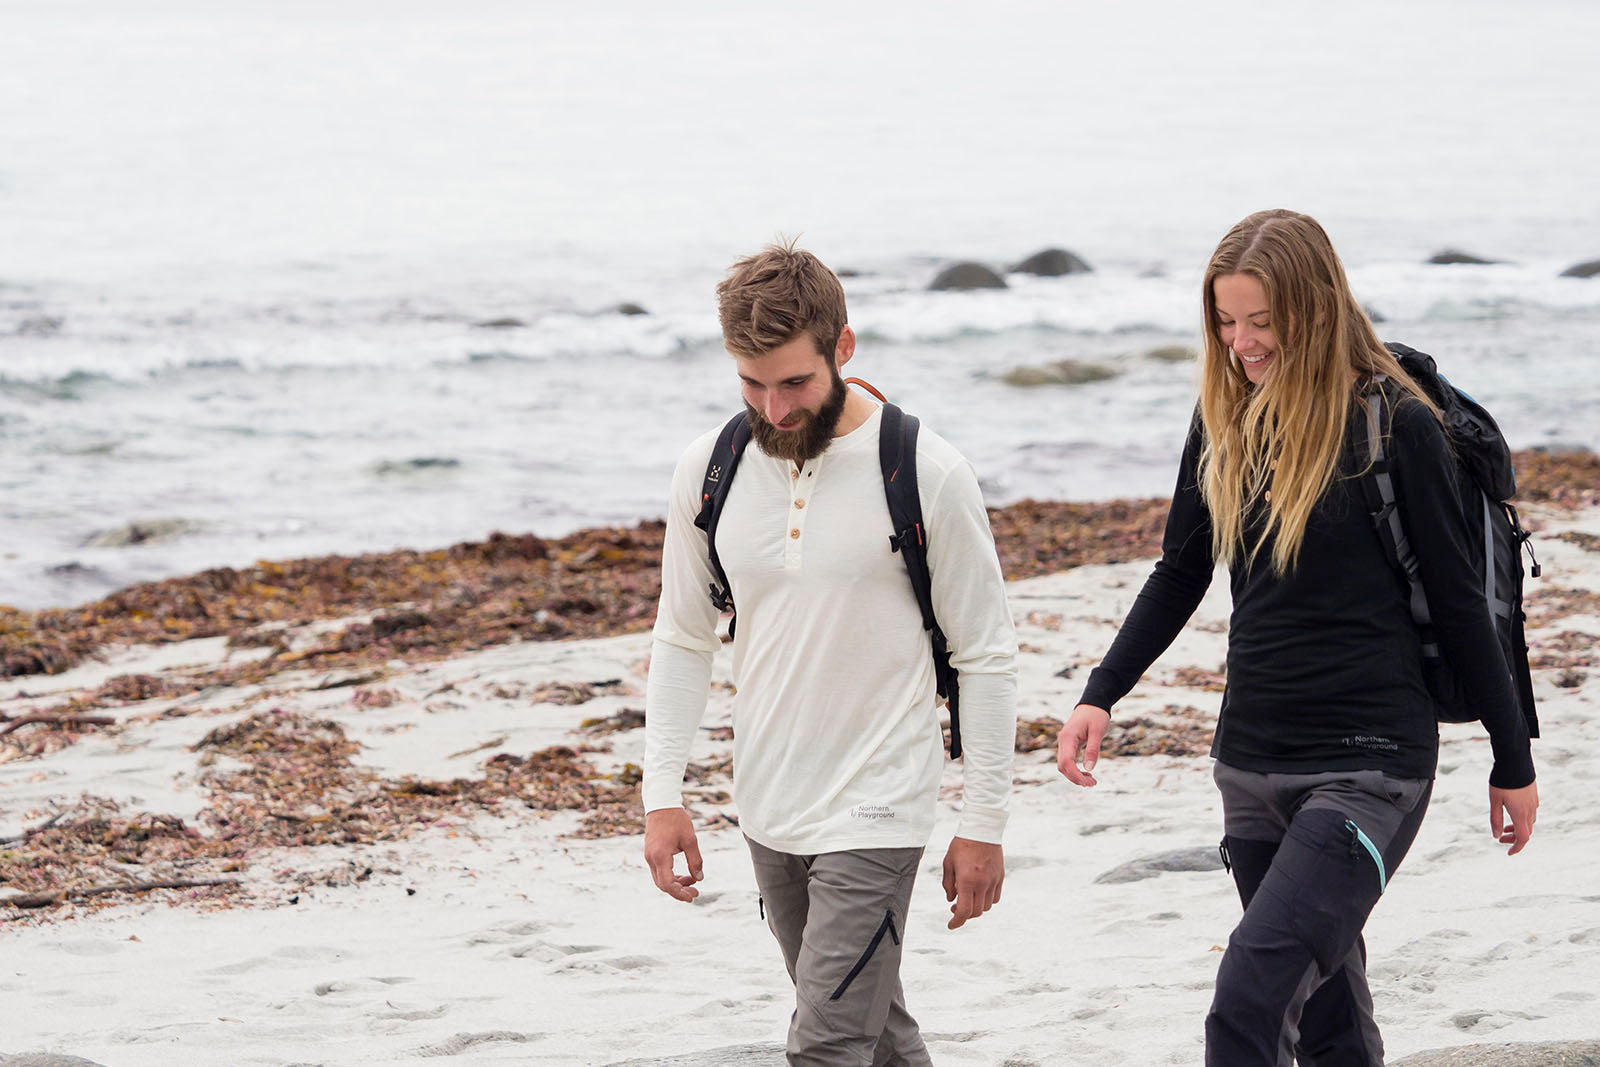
1057,704,1112,787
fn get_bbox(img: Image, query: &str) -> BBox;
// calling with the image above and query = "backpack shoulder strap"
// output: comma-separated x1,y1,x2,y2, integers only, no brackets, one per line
693,412,751,630
879,404,935,630
1357,380,1438,640
878,404,963,758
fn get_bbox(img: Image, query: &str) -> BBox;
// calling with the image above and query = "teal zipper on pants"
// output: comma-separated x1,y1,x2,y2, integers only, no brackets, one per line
1346,819,1387,893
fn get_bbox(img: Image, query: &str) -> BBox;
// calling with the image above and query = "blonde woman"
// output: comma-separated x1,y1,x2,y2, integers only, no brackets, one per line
1056,209,1538,1065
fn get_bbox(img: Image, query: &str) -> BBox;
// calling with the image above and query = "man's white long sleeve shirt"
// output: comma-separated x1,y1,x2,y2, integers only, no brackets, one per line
643,405,1018,854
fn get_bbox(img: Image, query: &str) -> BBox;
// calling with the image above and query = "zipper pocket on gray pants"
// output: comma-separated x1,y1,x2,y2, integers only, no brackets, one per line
1346,818,1388,894
829,910,900,1002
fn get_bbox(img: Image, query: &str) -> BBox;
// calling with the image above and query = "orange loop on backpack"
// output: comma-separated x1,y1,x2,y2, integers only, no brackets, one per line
844,377,887,403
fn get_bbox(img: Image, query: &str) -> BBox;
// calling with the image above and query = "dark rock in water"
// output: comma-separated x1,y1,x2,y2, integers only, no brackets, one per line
473,317,526,329
86,518,201,548
0,1055,114,1067
47,561,111,579
1002,359,1117,387
1427,249,1501,265
615,302,649,316
15,315,64,336
1095,846,1225,884
929,262,1007,291
374,457,462,475
1144,345,1197,363
1559,258,1600,278
1390,1040,1600,1066
835,268,863,278
1363,304,1386,323
1530,443,1597,457
604,1044,786,1066
1009,248,1092,276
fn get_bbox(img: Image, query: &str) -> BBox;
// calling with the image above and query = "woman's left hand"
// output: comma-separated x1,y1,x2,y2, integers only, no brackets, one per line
1489,781,1539,856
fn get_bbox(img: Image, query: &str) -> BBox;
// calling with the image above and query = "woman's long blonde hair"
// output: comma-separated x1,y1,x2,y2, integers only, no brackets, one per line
1198,209,1439,573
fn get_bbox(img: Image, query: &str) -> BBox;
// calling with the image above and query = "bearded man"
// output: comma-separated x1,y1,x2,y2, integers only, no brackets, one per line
642,241,1019,1065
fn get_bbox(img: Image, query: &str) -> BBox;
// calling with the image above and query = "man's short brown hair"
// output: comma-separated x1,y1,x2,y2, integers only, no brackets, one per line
716,240,848,362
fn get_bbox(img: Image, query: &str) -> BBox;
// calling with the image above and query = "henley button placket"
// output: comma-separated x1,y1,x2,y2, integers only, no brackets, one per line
784,460,814,569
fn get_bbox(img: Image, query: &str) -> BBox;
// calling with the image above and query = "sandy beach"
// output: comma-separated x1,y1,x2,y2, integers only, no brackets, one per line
3,493,1598,1066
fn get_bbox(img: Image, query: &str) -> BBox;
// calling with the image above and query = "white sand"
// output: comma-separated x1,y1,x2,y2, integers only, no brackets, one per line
3,506,1598,1066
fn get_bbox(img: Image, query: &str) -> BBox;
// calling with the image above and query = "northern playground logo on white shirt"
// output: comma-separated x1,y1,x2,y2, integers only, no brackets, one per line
850,804,897,821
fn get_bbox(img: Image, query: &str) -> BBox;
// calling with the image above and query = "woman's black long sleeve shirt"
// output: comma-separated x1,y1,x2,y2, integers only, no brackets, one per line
1079,392,1535,789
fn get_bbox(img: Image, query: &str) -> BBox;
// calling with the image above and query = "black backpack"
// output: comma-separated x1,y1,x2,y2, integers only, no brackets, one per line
1356,342,1540,737
692,403,965,757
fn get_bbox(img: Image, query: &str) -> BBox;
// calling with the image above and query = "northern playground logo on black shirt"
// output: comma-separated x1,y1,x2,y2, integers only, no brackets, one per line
1343,734,1400,752
851,804,897,821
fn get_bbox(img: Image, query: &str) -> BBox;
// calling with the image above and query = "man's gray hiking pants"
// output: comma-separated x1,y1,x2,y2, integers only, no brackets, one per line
746,837,932,1067
1206,762,1432,1067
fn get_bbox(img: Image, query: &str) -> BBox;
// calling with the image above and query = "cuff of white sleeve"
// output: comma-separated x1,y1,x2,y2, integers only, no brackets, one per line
641,783,687,814
954,806,1008,845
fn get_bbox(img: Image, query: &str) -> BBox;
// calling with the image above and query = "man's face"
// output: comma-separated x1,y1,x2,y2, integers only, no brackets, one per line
735,333,848,463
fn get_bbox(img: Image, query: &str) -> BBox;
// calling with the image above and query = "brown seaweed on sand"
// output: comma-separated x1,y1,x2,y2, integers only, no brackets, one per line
1014,706,1213,758
5,448,1598,684
1,710,680,915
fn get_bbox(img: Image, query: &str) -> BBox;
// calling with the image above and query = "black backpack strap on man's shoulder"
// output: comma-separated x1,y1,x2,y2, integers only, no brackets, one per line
693,411,751,637
879,403,963,759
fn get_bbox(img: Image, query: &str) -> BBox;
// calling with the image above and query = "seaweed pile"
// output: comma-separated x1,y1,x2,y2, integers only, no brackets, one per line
5,449,1595,685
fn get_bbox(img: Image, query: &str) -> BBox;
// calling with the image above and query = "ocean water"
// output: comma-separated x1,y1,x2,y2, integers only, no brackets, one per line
2,0,1598,609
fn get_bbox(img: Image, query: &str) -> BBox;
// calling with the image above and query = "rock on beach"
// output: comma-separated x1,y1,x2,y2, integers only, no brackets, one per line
1009,247,1093,276
1093,846,1226,884
84,517,201,548
1001,359,1118,387
928,262,1007,290
606,1045,786,1066
1559,258,1600,279
1390,1041,1600,1066
1427,249,1501,265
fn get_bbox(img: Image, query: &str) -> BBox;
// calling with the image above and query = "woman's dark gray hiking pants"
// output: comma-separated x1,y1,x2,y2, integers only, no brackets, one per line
746,837,931,1067
1207,762,1432,1067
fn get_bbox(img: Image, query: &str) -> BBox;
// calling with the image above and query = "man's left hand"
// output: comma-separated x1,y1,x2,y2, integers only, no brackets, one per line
942,837,1003,930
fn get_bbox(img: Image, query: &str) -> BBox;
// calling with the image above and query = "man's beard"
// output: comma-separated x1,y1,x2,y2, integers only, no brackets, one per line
746,370,849,463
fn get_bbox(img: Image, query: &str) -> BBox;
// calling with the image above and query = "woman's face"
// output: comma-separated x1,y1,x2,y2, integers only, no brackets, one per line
1213,273,1277,385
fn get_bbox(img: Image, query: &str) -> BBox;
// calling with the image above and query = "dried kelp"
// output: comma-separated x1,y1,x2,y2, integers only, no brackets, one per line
6,447,1597,682
1014,706,1213,758
1,710,676,915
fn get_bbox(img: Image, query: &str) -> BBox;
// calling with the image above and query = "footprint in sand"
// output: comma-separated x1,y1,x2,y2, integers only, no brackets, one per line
506,940,602,961
411,1031,542,1057
28,987,117,1009
689,993,779,1016
371,1003,449,1021
311,976,420,997
44,940,127,958
274,943,349,961
465,919,554,945
550,953,664,974
1008,981,1069,997
313,980,360,996
1450,1008,1544,1032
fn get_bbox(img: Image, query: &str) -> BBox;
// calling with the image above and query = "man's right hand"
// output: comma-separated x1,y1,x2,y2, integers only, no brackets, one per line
1056,703,1111,787
644,807,704,902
